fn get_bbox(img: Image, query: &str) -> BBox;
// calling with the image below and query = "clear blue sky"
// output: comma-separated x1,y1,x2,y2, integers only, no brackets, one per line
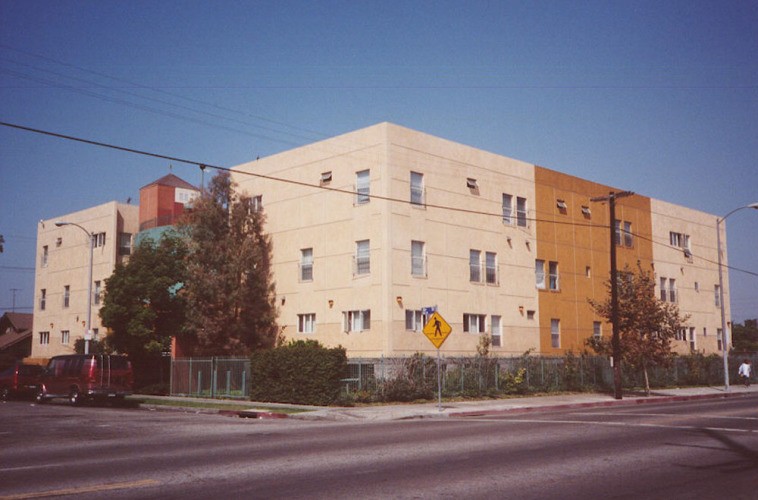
1,0,756,322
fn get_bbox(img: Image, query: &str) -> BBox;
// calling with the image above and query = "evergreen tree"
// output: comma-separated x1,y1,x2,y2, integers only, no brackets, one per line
733,319,758,353
587,264,689,395
180,171,278,355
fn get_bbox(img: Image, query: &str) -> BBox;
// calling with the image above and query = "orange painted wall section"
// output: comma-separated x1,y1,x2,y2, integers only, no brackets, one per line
534,166,653,354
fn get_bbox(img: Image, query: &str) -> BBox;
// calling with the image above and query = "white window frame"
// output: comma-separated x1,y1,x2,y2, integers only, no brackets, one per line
355,170,370,205
298,313,316,334
410,171,424,206
491,315,502,347
411,241,426,277
593,321,602,340
94,280,101,305
714,285,721,307
300,248,313,282
469,250,482,282
354,240,370,276
502,193,513,224
535,260,546,289
63,285,70,308
39,289,46,311
516,197,528,227
405,309,428,332
39,331,50,345
668,278,677,303
551,319,560,348
463,313,486,334
61,330,70,345
548,261,559,291
344,310,370,333
485,252,498,285
41,245,48,267
623,221,633,247
660,277,668,301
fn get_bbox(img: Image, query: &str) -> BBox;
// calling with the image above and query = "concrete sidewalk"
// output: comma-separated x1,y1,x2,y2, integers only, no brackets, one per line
268,385,758,422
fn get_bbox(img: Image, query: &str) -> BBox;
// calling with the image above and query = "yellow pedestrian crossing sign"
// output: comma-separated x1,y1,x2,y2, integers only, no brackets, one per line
423,312,452,349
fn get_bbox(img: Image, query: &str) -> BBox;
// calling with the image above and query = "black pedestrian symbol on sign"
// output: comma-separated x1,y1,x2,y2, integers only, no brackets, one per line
434,318,442,336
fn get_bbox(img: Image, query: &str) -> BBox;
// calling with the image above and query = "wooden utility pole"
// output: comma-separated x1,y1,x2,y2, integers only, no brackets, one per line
591,191,633,400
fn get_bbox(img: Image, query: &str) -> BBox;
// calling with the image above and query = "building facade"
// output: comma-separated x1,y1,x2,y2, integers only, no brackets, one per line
30,201,139,361
231,122,729,358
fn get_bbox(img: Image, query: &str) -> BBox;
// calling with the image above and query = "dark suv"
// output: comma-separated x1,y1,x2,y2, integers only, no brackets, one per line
0,363,45,401
36,354,133,405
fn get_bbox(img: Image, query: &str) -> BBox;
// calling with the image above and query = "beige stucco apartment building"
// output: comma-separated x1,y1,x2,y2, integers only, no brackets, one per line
29,201,138,361
232,122,729,358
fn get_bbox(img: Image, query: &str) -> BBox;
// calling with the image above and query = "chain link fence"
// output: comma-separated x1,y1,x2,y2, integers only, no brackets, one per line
170,353,757,401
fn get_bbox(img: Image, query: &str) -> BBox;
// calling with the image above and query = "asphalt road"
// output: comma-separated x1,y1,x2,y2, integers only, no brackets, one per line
2,395,757,499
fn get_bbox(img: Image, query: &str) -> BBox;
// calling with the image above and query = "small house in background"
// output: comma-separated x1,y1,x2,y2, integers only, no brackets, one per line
0,312,34,367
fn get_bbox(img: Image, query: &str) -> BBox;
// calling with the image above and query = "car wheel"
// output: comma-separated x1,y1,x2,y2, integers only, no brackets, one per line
35,388,47,404
69,388,81,406
1,387,10,401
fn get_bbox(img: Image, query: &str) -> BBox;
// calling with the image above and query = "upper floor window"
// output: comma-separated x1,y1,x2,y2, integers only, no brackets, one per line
298,313,316,334
491,315,502,347
593,321,602,340
516,197,528,227
536,260,546,289
411,241,426,277
320,171,332,186
669,231,691,250
118,233,132,256
469,250,482,282
355,170,370,204
39,331,50,345
502,193,513,224
485,252,498,285
714,285,721,307
39,289,46,311
463,313,486,333
354,240,370,275
300,248,313,282
551,319,561,348
660,277,677,303
405,309,428,332
344,309,370,333
252,195,263,212
410,172,424,206
41,245,49,267
63,285,70,308
94,232,106,248
548,261,559,290
623,221,633,247
61,330,70,345
615,220,633,247
94,281,102,305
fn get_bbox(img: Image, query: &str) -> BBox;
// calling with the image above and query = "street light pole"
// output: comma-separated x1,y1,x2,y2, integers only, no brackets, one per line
55,221,94,355
716,203,758,392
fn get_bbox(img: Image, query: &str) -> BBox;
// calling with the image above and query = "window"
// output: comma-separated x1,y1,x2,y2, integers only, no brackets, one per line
548,261,559,290
298,313,316,333
614,220,622,246
355,170,370,204
469,250,482,282
660,277,667,301
41,245,48,267
300,248,313,282
411,241,426,277
669,231,691,250
39,331,50,345
551,319,560,348
63,285,70,308
556,199,568,211
320,171,332,185
689,327,696,351
581,205,591,218
118,233,132,256
535,260,546,289
502,194,513,224
61,330,70,345
623,221,633,247
410,172,424,205
675,328,685,341
714,285,721,307
694,281,700,293
717,328,723,350
485,252,498,284
463,313,486,333
354,240,370,275
593,321,602,340
251,195,263,212
516,197,528,227
405,309,428,332
344,310,370,333
94,232,106,248
668,279,677,303
94,281,101,305
39,289,46,311
491,315,502,347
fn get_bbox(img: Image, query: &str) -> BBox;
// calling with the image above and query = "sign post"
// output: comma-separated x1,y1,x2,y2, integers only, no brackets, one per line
422,312,452,412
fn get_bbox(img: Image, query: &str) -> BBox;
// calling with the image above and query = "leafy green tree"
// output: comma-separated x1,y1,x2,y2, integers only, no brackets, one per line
733,319,758,353
179,171,278,356
100,233,188,362
586,264,690,395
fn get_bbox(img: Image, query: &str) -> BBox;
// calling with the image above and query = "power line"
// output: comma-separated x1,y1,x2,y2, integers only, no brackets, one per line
1,120,756,280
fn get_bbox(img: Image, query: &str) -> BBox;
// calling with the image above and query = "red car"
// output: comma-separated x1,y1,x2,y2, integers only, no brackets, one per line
36,354,133,405
0,363,45,401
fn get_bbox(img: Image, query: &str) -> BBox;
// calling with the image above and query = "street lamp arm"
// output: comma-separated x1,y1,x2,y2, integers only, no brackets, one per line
54,220,93,237
718,203,758,223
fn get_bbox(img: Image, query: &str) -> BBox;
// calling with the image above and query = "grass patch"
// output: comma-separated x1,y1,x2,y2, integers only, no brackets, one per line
130,397,308,414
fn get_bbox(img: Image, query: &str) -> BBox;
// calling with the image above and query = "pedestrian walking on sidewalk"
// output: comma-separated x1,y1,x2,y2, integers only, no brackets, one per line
737,359,752,387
